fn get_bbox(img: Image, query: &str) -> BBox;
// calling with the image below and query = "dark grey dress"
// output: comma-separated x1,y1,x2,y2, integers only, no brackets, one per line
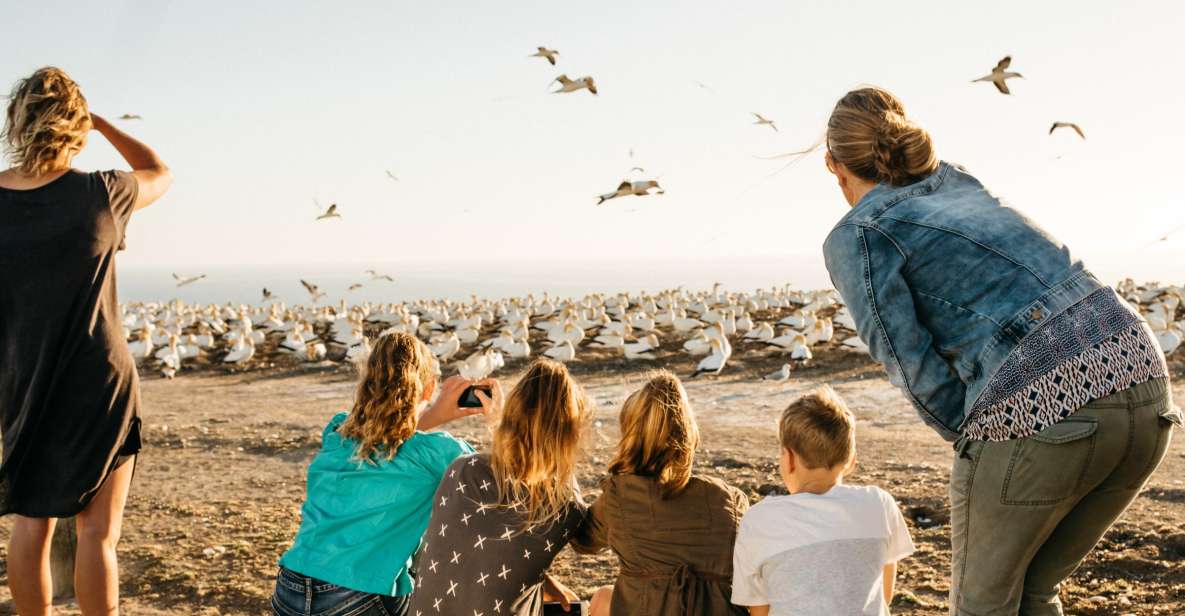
409,454,585,616
0,169,142,517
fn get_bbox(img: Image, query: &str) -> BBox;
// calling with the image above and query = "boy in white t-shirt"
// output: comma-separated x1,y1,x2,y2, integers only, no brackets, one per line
731,386,915,616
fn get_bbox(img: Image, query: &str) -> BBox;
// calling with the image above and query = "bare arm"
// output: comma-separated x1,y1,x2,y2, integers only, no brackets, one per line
883,563,897,606
90,114,172,211
747,606,770,616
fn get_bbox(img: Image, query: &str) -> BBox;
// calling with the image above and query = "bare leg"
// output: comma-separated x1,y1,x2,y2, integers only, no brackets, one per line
74,458,134,616
9,515,58,616
589,585,613,616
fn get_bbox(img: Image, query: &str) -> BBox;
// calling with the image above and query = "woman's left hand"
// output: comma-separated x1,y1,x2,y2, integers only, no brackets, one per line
542,573,580,611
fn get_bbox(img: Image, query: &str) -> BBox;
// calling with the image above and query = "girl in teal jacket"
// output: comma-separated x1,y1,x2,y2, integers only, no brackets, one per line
272,332,492,616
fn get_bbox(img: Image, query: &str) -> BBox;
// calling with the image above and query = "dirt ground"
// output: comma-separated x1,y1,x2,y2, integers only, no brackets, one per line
2,348,1183,615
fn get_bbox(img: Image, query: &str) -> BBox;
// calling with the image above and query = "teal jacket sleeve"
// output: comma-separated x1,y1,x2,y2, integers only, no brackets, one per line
824,223,967,440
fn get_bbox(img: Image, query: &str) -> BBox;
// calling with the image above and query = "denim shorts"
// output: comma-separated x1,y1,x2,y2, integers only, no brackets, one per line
271,566,409,616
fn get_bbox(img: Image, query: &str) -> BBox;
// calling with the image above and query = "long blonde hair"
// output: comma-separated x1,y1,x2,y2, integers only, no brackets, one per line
3,67,91,176
339,332,435,462
490,359,591,529
608,370,700,498
826,87,938,187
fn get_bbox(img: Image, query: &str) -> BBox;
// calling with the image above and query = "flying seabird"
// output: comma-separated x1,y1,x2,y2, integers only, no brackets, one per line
1049,122,1085,139
173,273,206,287
972,56,1024,95
530,47,559,65
551,74,597,95
752,113,778,132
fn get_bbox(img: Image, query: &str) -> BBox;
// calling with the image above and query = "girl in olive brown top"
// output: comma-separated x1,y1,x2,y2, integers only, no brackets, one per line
573,371,750,616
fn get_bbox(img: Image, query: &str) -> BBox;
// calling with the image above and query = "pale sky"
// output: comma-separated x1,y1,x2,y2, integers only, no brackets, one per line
2,1,1183,286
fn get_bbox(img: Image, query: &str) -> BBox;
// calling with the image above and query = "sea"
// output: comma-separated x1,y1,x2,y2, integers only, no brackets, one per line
118,253,1180,307
117,256,835,306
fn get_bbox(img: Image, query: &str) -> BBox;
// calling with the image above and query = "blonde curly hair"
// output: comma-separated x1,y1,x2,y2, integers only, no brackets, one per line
339,332,436,462
3,67,92,175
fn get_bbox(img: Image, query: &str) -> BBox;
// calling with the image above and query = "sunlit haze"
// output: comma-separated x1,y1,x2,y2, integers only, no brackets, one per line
2,1,1183,300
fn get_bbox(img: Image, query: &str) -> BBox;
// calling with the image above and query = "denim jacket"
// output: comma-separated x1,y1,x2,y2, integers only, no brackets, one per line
823,162,1106,441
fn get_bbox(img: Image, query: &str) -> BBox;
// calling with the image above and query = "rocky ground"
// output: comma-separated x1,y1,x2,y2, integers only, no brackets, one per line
1,349,1182,615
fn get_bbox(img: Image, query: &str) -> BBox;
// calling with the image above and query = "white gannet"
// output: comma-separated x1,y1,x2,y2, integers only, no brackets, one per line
673,313,705,333
1157,329,1182,355
365,270,396,282
592,331,626,349
530,46,559,65
551,74,597,95
543,340,576,362
316,202,341,220
505,338,531,359
763,364,792,382
280,329,308,354
127,329,154,361
842,336,869,353
456,349,500,380
789,333,812,360
751,112,778,132
172,273,206,287
682,331,712,356
347,337,371,366
624,334,659,360
301,279,327,303
306,341,328,361
1049,122,1085,140
430,333,462,362
597,180,664,205
223,336,255,364
743,322,775,342
972,55,1024,95
691,338,730,378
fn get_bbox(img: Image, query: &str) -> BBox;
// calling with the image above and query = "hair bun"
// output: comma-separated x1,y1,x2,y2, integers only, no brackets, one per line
826,87,939,187
872,111,936,186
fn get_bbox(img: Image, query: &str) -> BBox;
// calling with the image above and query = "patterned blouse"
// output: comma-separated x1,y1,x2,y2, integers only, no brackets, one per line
407,454,586,616
963,288,1168,441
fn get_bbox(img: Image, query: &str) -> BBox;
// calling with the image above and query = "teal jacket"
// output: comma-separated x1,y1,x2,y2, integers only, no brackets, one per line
279,412,473,596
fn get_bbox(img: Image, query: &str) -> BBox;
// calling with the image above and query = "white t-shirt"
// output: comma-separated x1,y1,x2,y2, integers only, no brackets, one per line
731,484,915,616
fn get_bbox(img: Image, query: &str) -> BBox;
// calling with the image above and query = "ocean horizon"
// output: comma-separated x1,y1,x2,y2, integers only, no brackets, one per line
116,256,835,306
117,254,1182,306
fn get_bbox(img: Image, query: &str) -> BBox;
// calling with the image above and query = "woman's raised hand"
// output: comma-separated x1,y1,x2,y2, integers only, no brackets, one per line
418,375,478,431
473,378,504,425
88,112,172,211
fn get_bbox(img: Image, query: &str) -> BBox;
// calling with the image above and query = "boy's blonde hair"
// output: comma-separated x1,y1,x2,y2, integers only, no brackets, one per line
779,385,855,469
608,370,700,499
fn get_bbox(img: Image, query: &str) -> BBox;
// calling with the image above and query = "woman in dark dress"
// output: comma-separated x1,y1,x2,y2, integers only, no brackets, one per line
0,67,172,615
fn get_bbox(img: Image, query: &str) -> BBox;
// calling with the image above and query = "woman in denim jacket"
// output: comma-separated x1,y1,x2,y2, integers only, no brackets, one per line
821,87,1180,616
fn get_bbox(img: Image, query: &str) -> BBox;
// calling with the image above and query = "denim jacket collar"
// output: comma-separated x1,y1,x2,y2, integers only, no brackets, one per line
835,161,955,228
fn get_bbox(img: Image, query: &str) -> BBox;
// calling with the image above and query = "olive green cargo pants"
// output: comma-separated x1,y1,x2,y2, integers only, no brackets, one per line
949,378,1181,616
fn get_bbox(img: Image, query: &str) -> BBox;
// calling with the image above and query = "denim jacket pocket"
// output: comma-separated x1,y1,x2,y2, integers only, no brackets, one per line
1001,417,1098,506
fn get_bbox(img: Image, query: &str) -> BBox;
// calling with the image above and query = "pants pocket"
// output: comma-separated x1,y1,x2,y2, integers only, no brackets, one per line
1001,417,1098,506
1127,409,1178,491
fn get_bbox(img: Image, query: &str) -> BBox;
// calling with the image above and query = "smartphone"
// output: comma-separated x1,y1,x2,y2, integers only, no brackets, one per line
542,602,587,616
458,385,491,408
